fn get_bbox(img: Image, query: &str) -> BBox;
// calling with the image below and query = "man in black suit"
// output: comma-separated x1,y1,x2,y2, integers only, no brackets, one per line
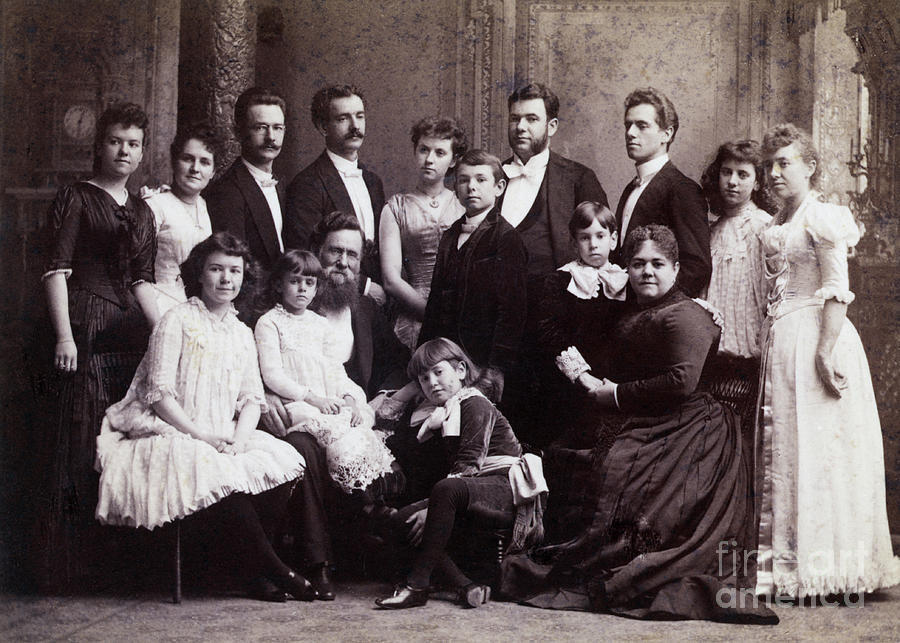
285,85,386,299
498,82,609,447
264,212,408,598
614,87,710,296
205,87,288,272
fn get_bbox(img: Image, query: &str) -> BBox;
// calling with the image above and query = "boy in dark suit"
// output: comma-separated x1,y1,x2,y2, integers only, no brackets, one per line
419,150,527,396
614,87,710,296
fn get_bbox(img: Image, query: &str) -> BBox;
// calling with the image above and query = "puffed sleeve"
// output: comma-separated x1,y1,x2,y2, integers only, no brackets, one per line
236,324,268,413
254,312,309,402
446,396,495,477
144,192,166,231
143,307,185,405
806,203,859,304
129,199,157,285
616,302,717,412
42,185,82,280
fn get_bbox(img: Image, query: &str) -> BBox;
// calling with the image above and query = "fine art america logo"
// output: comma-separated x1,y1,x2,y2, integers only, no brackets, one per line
715,540,867,608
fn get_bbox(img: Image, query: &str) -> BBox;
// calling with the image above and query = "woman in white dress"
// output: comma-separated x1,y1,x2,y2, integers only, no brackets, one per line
95,232,319,602
755,123,900,598
141,123,219,318
379,117,467,349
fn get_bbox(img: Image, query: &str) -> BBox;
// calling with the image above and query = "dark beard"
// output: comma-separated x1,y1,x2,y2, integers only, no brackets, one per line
313,275,359,313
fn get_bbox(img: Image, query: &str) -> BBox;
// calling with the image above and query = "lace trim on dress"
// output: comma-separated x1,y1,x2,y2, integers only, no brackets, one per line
143,384,180,407
269,304,323,353
814,286,855,304
236,392,268,414
556,346,591,382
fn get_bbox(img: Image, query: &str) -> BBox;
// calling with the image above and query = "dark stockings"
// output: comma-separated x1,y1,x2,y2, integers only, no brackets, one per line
407,477,472,590
202,483,293,580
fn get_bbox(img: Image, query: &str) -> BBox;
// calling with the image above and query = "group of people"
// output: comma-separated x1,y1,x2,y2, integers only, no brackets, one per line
36,79,898,623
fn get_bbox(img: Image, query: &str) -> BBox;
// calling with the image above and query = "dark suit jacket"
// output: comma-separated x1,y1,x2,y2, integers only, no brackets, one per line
614,160,711,297
345,294,410,399
285,150,385,283
499,151,608,270
419,207,527,373
204,159,286,272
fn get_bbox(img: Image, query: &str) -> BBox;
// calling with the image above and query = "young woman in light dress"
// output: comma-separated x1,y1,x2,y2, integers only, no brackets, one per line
379,117,467,349
755,123,900,598
95,233,319,602
142,123,220,317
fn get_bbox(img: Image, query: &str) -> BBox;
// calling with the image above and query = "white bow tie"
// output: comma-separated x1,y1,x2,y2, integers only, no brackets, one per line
339,168,363,178
259,177,278,188
503,162,545,181
460,219,480,233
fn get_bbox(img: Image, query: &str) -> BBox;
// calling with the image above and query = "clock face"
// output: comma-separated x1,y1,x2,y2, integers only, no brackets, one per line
63,105,96,141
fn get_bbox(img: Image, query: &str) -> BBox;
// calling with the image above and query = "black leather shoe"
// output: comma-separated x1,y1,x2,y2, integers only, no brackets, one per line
375,584,429,609
308,563,336,601
457,583,491,608
272,570,318,602
248,576,288,603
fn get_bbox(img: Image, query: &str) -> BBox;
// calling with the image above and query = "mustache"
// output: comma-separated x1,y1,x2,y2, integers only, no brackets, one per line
345,128,364,140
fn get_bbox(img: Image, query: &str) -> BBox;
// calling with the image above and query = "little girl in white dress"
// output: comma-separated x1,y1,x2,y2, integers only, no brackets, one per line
255,250,395,494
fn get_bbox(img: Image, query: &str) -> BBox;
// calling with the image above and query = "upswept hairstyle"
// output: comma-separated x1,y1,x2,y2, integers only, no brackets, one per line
310,85,364,129
456,149,505,184
762,122,820,188
92,103,149,174
624,87,679,147
508,83,560,121
410,116,469,161
701,139,779,216
408,337,503,401
264,249,323,309
180,231,261,311
309,210,366,256
234,87,287,134
568,201,617,238
622,224,679,265
169,121,226,170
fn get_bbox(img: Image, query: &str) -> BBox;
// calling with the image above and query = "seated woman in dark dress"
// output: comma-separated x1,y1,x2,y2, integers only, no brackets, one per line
500,225,777,624
375,338,545,610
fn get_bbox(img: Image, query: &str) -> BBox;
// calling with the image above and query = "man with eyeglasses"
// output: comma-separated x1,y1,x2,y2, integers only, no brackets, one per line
206,87,289,272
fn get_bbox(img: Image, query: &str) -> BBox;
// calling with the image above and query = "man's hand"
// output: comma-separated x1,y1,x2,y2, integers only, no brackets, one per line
261,392,291,437
405,508,428,547
367,281,387,306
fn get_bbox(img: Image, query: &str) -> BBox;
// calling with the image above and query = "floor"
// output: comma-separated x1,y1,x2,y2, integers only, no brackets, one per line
3,582,899,642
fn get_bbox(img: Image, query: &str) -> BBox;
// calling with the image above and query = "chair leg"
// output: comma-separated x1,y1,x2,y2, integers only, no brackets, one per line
173,520,182,604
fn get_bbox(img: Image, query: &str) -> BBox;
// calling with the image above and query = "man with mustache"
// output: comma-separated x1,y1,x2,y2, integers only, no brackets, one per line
264,211,408,599
205,87,288,272
498,82,609,448
285,85,386,298
613,87,710,296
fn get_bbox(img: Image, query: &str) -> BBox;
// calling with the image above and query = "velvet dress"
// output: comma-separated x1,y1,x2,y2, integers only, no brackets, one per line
39,182,156,589
501,289,777,624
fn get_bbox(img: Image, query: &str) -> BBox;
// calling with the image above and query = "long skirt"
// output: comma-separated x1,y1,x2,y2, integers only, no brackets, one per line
501,393,777,624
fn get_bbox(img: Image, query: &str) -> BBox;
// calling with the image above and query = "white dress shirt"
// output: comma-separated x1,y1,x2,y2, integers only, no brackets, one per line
241,158,284,251
501,148,550,228
620,153,669,241
326,149,375,241
457,206,491,249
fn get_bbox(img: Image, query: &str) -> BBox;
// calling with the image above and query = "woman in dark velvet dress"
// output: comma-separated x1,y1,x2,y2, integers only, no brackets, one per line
39,104,158,590
501,225,777,624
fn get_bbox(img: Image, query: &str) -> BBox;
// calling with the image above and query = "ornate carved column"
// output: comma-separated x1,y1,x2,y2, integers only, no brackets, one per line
178,0,257,167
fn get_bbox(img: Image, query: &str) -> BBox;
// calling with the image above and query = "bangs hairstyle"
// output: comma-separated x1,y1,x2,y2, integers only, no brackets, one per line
93,103,149,174
624,87,678,147
410,116,469,160
568,201,617,238
408,338,480,386
701,139,778,215
456,149,505,184
169,121,226,170
180,231,261,309
311,84,364,129
234,87,286,134
622,224,679,265
508,83,560,121
266,249,323,307
762,122,820,188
